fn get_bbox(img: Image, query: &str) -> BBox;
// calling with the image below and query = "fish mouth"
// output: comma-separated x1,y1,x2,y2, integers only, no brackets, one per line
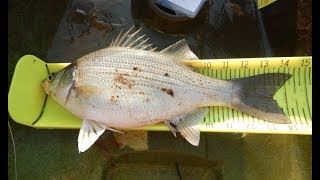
41,79,51,95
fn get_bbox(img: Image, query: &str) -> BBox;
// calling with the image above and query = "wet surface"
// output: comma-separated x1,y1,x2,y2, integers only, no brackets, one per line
8,0,311,179
45,0,277,62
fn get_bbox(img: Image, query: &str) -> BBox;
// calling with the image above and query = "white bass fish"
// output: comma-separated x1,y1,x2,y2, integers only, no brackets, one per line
42,27,291,152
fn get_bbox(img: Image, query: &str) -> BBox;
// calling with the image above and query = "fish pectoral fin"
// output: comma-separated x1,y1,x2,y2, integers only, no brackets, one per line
165,108,209,146
73,86,102,99
78,120,107,153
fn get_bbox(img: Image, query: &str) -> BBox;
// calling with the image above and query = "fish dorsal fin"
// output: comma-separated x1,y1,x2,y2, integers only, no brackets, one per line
110,26,156,51
160,39,199,70
164,108,208,146
78,119,123,153
160,39,199,61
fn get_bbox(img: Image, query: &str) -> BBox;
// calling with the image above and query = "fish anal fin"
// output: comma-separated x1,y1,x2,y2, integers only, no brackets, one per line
165,108,209,146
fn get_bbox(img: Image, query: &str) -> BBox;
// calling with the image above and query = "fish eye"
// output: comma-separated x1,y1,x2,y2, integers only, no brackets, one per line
48,74,54,81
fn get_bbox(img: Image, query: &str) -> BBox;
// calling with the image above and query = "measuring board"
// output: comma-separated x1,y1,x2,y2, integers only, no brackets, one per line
8,55,312,135
185,56,312,135
258,0,278,9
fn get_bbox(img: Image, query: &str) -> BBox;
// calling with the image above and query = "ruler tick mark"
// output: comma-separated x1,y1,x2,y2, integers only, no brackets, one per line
298,67,301,86
295,100,303,124
293,67,296,93
291,107,298,124
287,67,291,86
308,67,311,85
222,107,225,122
304,67,311,119
302,108,308,125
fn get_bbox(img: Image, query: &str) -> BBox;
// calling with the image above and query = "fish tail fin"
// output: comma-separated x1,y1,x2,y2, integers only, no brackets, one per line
230,73,292,124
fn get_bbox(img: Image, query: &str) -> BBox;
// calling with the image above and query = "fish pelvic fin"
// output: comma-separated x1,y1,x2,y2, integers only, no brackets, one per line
78,120,123,153
230,73,292,124
165,108,209,146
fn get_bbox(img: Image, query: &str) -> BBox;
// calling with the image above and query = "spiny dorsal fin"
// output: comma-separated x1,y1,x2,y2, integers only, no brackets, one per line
110,26,156,51
109,27,198,68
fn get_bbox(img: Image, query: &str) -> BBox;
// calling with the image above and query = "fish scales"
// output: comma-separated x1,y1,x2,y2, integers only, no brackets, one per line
78,48,230,92
72,47,231,127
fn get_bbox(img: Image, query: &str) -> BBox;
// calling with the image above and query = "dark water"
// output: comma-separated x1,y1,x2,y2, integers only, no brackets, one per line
8,0,311,179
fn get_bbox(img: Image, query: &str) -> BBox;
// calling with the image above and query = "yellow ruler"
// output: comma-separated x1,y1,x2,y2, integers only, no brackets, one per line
258,0,278,9
190,56,312,134
137,56,312,135
8,56,312,135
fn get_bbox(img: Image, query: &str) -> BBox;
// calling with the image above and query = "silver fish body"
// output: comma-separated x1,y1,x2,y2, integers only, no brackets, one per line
65,47,232,128
42,27,292,152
